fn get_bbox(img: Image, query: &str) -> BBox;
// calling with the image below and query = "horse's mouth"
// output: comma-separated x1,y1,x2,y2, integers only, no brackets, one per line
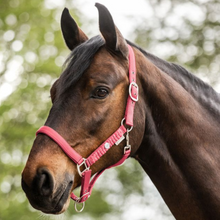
22,176,74,214
53,181,73,214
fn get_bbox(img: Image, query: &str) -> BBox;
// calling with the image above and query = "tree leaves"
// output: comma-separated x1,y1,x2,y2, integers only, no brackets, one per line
133,0,220,90
0,0,219,219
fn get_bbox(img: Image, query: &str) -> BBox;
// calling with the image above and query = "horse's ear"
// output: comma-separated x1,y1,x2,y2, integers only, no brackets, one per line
95,3,129,59
61,8,88,51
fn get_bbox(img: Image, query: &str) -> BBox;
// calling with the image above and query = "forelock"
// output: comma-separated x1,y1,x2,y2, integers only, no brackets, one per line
58,35,105,96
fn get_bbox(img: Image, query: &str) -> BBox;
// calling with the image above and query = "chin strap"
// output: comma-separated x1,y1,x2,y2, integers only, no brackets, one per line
36,44,138,212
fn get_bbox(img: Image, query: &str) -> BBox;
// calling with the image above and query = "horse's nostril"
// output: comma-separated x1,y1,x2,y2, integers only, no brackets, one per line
34,167,54,196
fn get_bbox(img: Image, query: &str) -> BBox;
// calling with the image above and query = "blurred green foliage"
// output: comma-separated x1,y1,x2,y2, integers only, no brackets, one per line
0,0,219,220
134,0,220,88
0,1,145,219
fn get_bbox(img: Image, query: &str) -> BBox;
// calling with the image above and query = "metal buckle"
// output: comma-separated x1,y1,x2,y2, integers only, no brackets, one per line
77,159,90,177
129,82,139,102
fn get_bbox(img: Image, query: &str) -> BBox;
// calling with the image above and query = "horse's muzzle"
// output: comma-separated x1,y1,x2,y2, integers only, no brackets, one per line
21,167,73,214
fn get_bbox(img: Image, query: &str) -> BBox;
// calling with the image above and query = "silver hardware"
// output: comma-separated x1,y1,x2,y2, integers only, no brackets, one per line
129,82,139,102
76,192,90,203
126,129,131,147
74,201,85,213
73,192,90,212
104,142,110,149
115,136,125,145
121,118,133,132
121,118,125,126
124,129,131,154
77,159,90,177
124,145,131,154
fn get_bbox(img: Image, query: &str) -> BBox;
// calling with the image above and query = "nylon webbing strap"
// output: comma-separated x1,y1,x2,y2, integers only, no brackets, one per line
125,45,138,127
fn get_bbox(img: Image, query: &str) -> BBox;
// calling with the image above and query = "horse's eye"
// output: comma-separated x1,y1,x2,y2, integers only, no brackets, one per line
92,87,109,99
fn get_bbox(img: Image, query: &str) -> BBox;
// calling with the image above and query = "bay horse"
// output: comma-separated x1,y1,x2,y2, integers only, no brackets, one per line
21,3,220,219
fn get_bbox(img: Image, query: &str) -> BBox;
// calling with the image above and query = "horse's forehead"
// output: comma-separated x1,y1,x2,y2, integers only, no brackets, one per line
92,47,115,64
85,55,128,90
88,48,128,76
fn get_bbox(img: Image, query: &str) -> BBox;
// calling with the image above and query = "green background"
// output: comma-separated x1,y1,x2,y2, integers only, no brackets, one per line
0,0,219,219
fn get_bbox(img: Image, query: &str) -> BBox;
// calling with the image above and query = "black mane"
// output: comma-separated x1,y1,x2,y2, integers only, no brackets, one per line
127,40,220,118
58,35,105,95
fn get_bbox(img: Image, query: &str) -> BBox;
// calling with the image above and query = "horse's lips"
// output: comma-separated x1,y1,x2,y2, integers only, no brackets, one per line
54,182,73,213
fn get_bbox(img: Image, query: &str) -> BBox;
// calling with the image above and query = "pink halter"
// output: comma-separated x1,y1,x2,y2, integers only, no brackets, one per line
36,45,138,212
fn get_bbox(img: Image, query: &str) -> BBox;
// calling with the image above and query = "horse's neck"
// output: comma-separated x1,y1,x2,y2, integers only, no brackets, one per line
134,49,220,220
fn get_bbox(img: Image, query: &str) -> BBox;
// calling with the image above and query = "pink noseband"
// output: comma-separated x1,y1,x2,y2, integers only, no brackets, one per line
36,45,138,212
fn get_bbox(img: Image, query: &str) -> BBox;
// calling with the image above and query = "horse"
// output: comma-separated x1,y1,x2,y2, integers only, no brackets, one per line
21,3,220,219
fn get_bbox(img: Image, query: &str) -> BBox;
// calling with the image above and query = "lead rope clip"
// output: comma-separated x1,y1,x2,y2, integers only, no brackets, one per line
124,129,131,154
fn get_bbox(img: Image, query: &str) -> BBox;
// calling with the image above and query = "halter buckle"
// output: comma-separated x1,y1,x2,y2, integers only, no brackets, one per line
77,158,90,177
129,82,139,102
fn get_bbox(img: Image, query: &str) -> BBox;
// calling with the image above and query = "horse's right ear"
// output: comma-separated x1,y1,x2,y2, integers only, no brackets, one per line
61,8,88,51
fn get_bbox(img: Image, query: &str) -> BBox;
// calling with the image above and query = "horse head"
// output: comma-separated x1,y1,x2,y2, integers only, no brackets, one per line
21,4,144,214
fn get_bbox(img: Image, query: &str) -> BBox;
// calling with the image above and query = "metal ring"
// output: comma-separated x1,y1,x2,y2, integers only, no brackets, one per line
121,118,133,132
74,201,85,213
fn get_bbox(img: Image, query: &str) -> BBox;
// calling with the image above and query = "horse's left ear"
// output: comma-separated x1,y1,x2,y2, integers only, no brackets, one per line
95,3,129,59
